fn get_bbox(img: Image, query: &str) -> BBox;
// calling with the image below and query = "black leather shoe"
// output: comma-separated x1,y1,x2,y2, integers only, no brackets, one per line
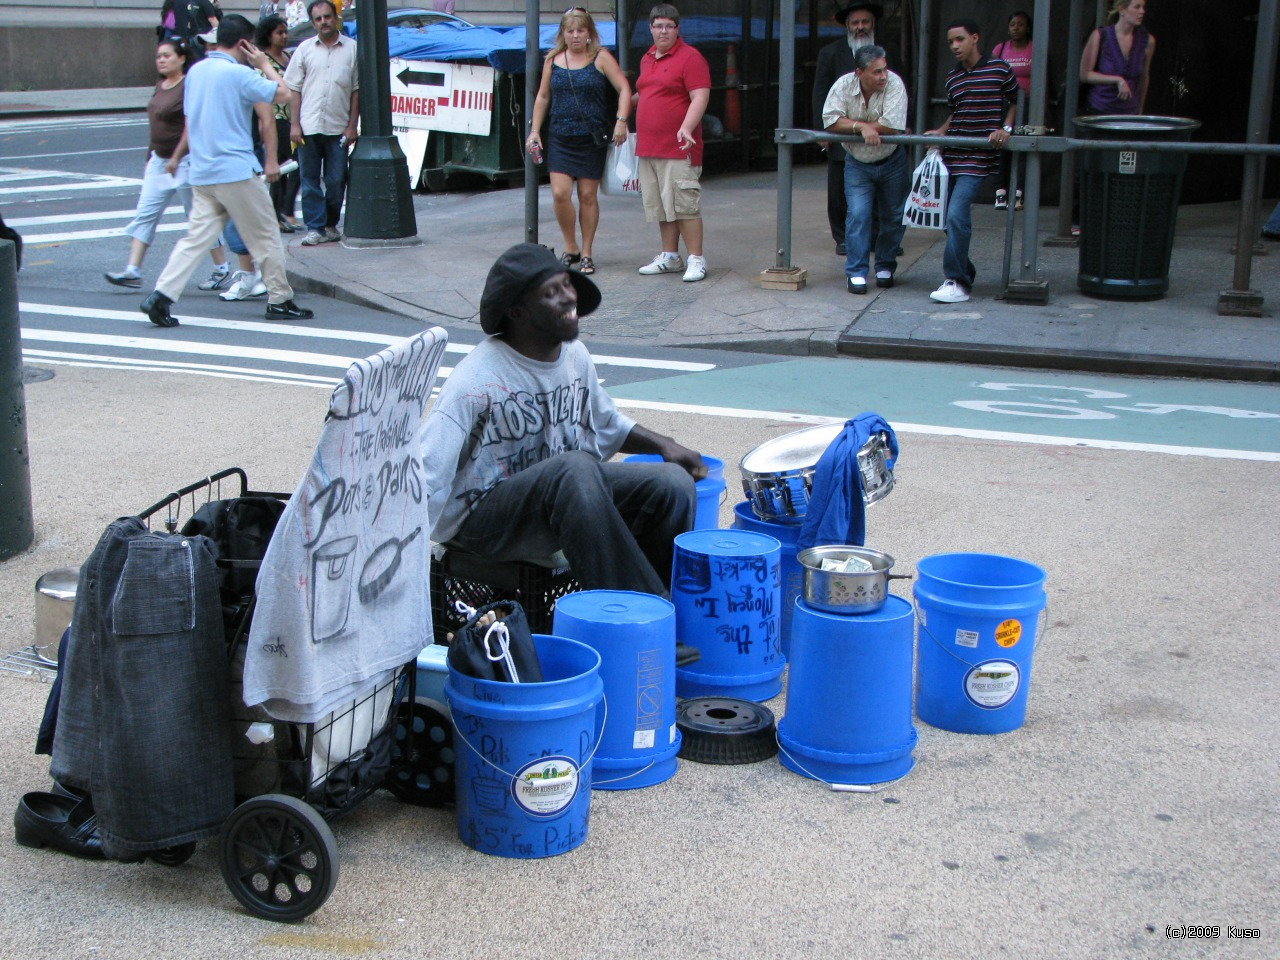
140,291,178,327
265,299,314,320
1263,229,1280,241
835,242,846,256
846,276,867,295
675,642,701,667
14,791,104,859
875,271,895,289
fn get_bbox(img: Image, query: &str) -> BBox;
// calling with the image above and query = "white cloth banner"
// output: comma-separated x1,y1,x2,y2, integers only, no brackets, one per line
243,328,449,723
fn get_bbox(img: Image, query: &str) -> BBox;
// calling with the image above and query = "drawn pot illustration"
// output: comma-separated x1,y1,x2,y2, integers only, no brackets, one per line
311,535,359,642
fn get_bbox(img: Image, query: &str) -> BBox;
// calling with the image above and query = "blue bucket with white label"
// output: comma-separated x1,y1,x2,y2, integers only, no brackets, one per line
445,635,603,858
731,501,801,659
553,590,679,791
671,529,784,702
914,553,1047,735
778,596,917,785
625,454,725,529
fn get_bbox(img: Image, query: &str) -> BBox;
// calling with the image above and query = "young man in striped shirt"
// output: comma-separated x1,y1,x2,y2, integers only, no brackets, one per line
925,19,1019,303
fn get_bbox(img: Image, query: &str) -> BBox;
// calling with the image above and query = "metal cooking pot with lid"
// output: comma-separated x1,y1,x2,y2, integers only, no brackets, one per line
797,545,911,614
739,423,894,523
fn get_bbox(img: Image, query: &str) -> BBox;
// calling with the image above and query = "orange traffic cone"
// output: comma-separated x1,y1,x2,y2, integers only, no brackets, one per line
724,43,741,136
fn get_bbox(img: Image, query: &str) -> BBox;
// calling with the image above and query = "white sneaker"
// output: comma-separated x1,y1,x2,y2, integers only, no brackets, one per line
325,226,342,242
219,271,268,301
638,253,683,275
682,255,707,282
930,279,970,303
301,230,327,246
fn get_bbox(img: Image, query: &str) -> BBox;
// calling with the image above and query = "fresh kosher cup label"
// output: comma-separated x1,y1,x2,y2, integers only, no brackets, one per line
963,660,1020,710
511,756,580,817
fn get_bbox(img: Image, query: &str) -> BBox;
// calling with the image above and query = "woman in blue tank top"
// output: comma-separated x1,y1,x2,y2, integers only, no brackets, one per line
526,8,632,275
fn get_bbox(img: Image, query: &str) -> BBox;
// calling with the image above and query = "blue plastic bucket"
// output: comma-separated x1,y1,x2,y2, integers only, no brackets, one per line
624,454,725,530
731,501,801,659
671,529,784,702
777,596,917,785
552,590,680,791
914,552,1048,735
445,635,604,858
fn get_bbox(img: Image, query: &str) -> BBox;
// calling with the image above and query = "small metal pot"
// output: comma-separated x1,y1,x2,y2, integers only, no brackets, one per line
797,545,912,615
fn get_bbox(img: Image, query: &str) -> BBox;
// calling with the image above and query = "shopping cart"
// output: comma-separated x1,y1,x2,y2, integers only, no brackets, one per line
133,467,450,922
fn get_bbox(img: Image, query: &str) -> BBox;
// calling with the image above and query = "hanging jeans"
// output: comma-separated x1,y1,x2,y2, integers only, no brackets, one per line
51,518,233,855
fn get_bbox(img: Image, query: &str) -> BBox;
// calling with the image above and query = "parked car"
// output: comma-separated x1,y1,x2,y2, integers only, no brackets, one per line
286,7,474,50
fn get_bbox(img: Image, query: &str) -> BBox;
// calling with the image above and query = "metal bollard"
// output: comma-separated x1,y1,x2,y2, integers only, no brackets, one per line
0,238,35,559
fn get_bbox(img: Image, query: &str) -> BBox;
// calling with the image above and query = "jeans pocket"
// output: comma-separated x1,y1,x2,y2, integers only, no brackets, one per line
673,178,702,217
112,537,195,636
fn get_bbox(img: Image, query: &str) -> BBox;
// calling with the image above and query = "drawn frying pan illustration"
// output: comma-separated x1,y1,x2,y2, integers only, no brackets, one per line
358,526,422,604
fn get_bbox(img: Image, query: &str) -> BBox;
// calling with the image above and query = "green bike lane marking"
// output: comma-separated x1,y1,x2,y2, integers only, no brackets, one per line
607,356,1280,458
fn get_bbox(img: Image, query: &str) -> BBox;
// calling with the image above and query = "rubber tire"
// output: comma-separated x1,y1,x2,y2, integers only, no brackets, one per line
148,841,198,866
385,698,455,808
218,794,338,923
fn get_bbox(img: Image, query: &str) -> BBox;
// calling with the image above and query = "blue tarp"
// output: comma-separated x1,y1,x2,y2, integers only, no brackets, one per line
348,18,841,74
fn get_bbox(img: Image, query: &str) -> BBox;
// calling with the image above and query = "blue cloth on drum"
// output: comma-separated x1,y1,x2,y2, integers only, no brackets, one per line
797,413,899,552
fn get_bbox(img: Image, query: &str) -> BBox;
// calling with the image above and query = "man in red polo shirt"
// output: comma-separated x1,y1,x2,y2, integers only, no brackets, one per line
634,4,711,283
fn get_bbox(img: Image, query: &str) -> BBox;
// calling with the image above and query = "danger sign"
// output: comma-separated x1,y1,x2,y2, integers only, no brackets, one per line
389,59,494,135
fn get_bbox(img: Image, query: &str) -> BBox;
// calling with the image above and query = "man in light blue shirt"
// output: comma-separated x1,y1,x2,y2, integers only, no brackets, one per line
142,15,314,326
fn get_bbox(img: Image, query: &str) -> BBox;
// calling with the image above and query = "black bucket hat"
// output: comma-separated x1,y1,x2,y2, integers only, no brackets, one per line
834,2,883,24
479,243,602,335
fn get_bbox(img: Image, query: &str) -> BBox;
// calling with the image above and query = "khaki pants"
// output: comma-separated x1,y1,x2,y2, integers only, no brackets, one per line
155,176,292,305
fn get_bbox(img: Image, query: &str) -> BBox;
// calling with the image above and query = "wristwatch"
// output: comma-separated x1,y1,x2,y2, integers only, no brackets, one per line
1001,125,1013,134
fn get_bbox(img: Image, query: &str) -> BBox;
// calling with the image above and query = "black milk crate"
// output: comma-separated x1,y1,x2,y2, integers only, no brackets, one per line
430,547,581,644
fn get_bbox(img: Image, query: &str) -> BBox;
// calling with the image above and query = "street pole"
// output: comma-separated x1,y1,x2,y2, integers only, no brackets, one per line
1217,0,1277,317
0,239,34,560
344,0,420,243
523,1,539,245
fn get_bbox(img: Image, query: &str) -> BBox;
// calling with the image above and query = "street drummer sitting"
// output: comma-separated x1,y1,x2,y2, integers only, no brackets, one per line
419,242,706,597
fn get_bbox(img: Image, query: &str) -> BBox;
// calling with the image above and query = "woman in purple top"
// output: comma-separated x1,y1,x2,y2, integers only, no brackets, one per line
1080,0,1156,115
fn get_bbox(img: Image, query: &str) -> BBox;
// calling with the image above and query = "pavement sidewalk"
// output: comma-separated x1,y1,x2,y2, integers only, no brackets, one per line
5,85,1279,380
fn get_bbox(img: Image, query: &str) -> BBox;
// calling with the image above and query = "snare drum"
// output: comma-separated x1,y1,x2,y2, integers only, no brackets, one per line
739,424,894,523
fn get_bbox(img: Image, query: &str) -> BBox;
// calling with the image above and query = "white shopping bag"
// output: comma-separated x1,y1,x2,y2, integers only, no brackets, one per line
602,133,641,199
902,148,949,230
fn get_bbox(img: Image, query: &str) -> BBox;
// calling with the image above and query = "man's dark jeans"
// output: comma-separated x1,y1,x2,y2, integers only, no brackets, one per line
298,132,348,232
448,452,696,598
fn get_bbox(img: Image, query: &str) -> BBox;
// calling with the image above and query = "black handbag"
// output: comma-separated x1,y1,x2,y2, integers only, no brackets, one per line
445,600,544,683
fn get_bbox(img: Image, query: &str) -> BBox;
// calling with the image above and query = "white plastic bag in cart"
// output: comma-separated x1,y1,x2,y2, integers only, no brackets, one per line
902,147,949,230
603,133,641,198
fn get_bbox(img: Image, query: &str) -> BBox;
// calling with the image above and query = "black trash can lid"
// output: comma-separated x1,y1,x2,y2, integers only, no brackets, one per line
1074,114,1202,136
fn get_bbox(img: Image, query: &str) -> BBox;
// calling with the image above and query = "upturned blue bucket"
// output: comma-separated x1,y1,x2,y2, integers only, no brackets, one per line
777,596,917,785
552,590,680,791
625,454,726,530
914,552,1048,735
731,500,801,659
671,529,784,702
445,635,604,858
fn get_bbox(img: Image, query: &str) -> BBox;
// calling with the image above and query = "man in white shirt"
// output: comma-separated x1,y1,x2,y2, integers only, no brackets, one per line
822,44,909,295
284,0,359,245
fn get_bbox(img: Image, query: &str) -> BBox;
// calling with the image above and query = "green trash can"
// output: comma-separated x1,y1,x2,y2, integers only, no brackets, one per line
1076,115,1201,299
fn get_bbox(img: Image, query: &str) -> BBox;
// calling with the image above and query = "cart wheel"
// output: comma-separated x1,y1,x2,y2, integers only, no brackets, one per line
218,794,338,923
148,841,198,866
385,698,455,808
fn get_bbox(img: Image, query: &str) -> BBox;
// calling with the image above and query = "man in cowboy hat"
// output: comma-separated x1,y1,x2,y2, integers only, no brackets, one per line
419,242,705,597
811,3,883,256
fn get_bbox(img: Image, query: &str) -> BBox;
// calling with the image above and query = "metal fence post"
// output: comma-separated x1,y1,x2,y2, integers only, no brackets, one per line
0,239,35,560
